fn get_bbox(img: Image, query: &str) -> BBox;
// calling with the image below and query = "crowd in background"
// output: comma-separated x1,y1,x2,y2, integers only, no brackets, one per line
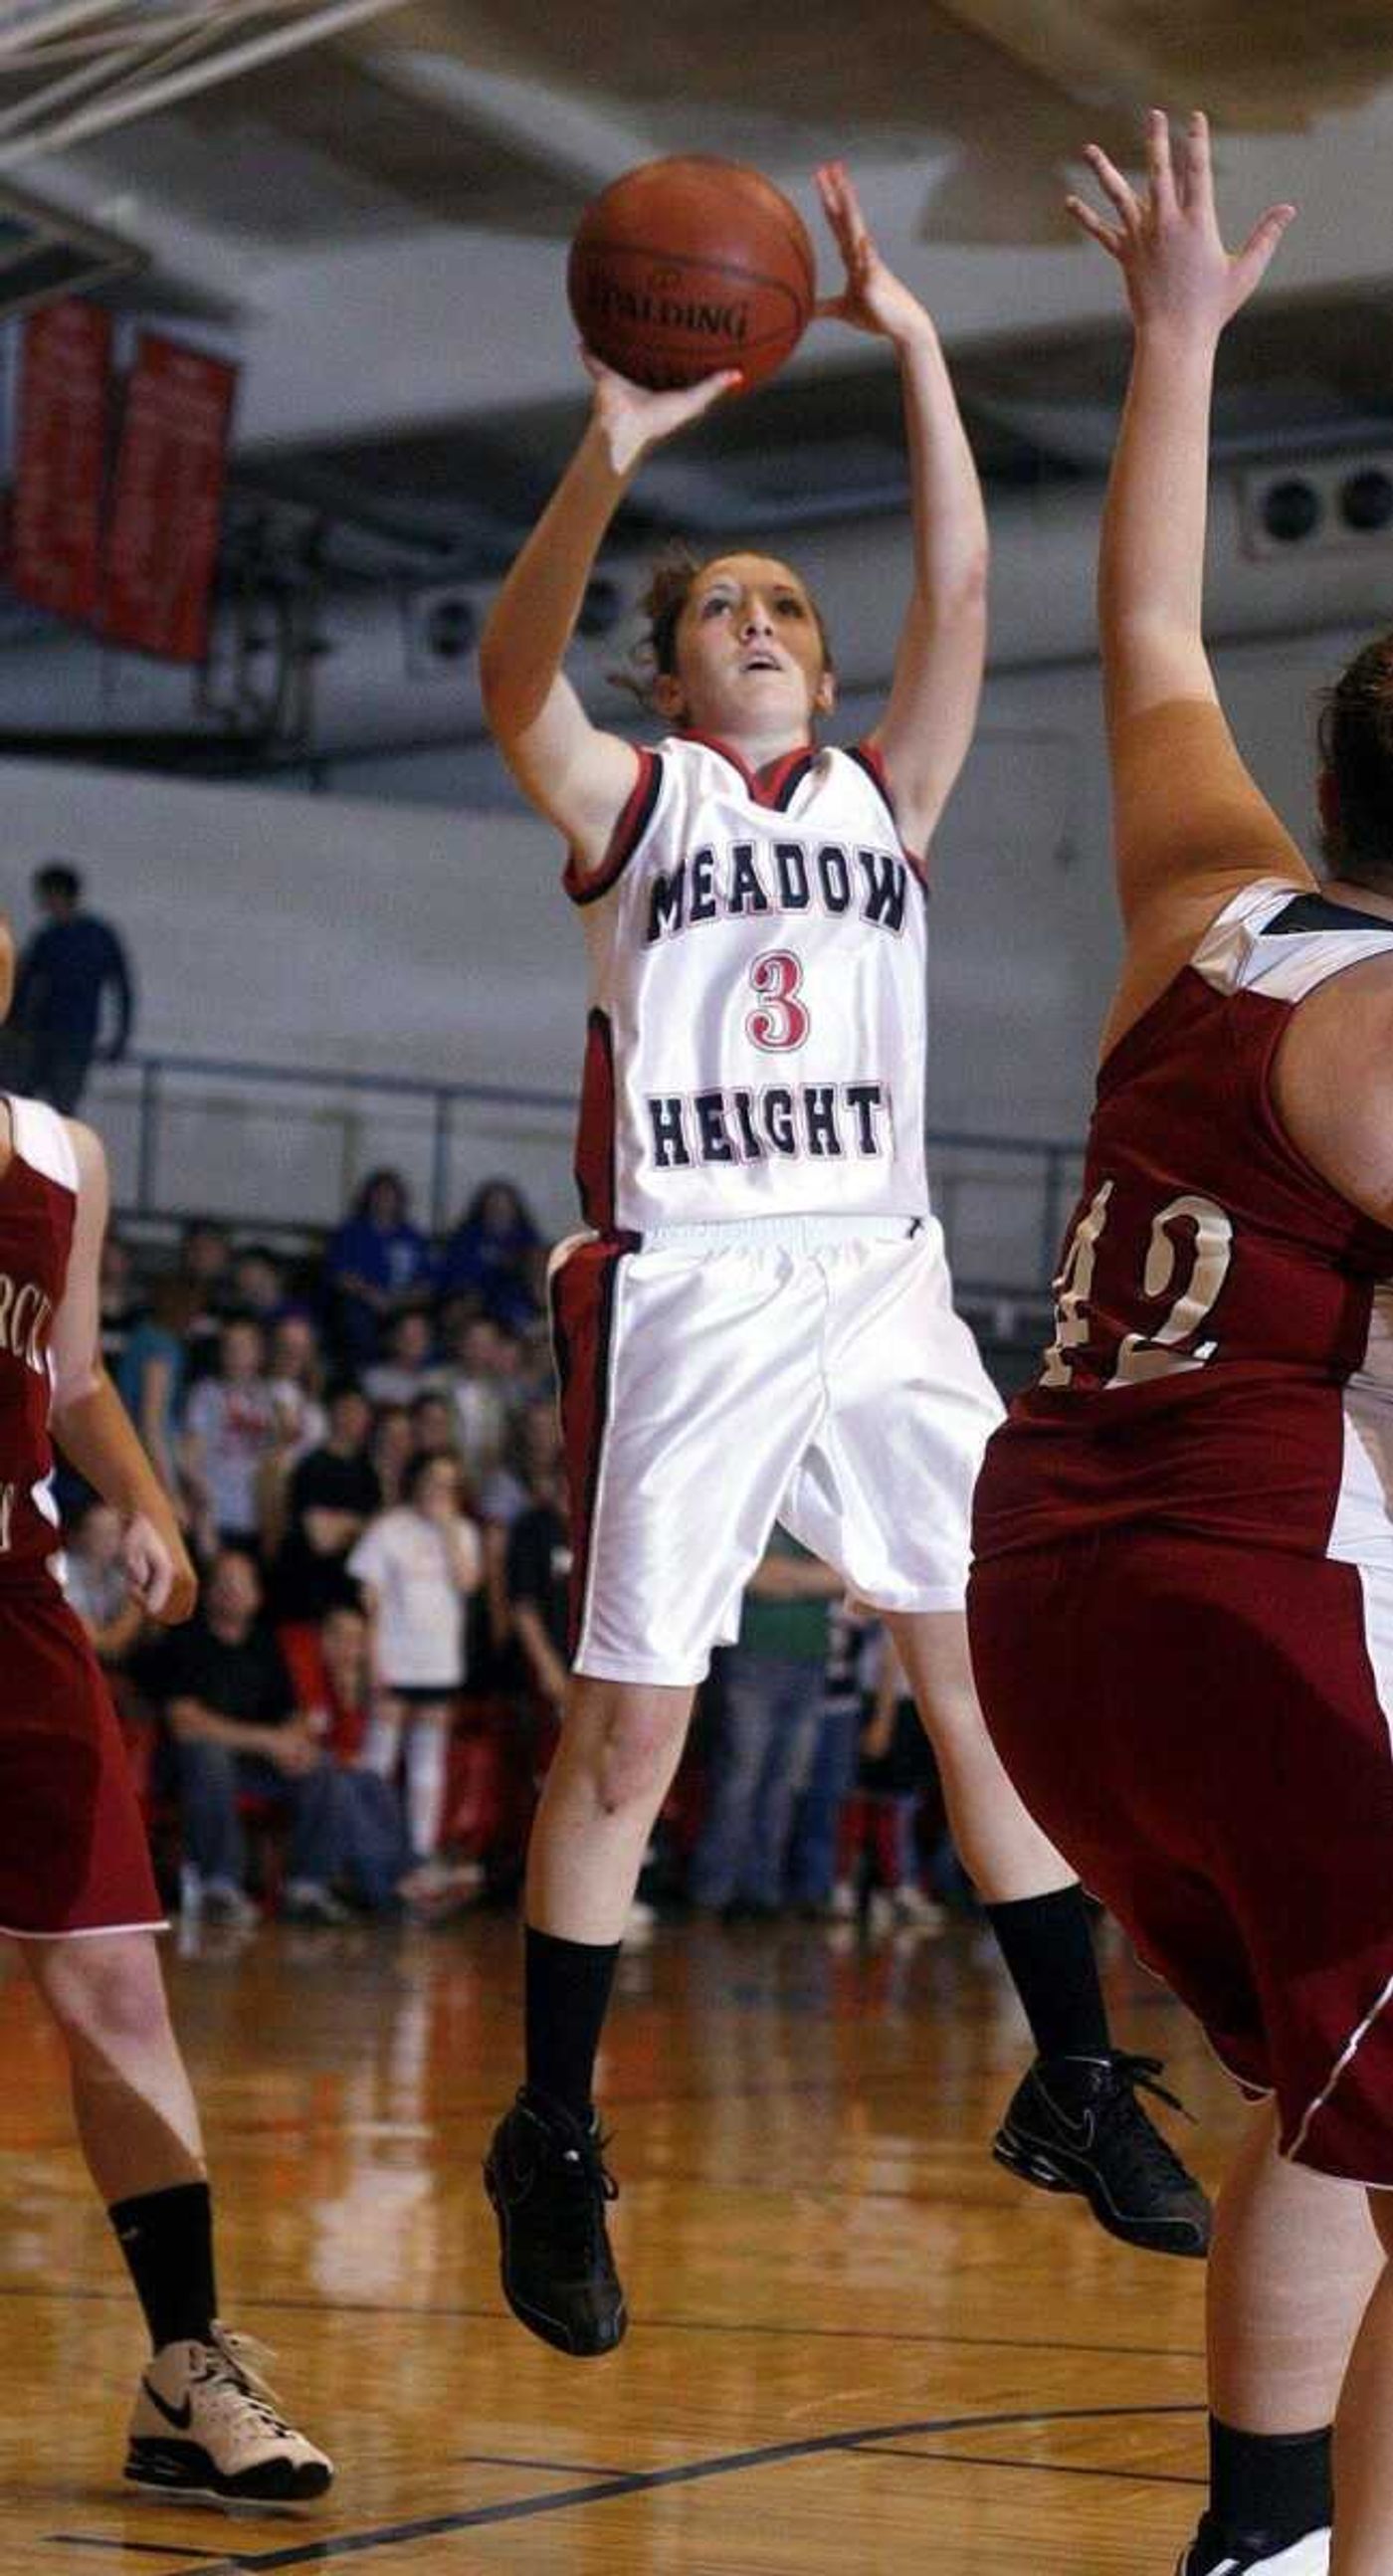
72,1166,970,1938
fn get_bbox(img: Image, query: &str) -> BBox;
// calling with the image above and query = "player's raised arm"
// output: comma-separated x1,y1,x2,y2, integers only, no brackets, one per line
817,162,987,859
1069,110,1307,938
479,359,739,875
47,1120,196,1624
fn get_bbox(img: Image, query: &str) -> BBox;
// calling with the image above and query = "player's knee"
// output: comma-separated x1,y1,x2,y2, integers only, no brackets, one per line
45,1943,171,2058
593,1707,681,1813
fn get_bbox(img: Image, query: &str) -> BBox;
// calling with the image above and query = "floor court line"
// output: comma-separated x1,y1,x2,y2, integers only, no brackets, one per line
0,2279,1203,2362
140,2401,1208,2575
851,2445,1205,2486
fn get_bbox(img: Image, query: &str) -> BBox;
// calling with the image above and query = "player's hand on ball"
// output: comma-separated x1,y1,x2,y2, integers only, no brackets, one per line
1066,109,1294,337
814,161,933,349
123,1514,198,1624
581,349,742,476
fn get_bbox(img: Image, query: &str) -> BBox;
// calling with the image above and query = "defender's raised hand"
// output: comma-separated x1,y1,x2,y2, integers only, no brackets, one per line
815,160,933,348
1067,108,1294,338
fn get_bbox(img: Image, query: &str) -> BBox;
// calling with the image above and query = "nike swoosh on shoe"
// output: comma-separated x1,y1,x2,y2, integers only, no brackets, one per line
141,2380,194,2432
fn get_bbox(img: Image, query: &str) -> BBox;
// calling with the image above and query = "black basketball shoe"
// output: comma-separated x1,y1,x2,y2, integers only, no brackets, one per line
1176,2513,1330,2573
993,2051,1212,2258
484,2087,627,2356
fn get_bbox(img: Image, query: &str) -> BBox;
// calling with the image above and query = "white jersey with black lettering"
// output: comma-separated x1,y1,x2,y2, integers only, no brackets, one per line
565,731,930,1234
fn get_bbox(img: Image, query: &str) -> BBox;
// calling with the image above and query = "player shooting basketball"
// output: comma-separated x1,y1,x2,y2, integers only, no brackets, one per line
481,158,1208,2362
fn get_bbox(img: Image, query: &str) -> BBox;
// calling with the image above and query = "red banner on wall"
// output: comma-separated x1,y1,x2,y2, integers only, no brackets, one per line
11,297,111,622
100,332,237,663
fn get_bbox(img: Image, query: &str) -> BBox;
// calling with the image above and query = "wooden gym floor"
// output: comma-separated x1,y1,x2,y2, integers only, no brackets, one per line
0,1907,1234,2575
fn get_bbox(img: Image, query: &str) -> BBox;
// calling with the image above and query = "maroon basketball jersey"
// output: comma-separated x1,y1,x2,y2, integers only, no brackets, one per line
0,1096,77,1582
974,879,1393,1560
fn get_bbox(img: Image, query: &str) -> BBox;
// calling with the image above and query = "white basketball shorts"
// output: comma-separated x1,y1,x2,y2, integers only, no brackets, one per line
549,1213,1004,1687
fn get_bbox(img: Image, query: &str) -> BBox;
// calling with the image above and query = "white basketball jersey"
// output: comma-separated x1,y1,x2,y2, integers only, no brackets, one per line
565,732,931,1233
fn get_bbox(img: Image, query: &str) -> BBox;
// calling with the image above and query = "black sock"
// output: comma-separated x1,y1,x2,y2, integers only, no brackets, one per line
108,2180,218,2354
524,1925,622,2124
983,1884,1110,2063
1208,2416,1332,2547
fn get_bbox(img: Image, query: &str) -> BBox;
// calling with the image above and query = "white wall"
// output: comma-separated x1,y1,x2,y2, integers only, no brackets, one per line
0,619,1354,1277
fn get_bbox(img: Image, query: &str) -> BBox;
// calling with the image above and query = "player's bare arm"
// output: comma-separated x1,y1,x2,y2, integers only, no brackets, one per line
479,360,738,872
47,1120,197,1625
1070,111,1304,1016
817,162,988,858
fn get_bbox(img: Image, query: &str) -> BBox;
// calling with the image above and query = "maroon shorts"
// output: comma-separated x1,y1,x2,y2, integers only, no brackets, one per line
0,1580,163,1937
968,1530,1393,2184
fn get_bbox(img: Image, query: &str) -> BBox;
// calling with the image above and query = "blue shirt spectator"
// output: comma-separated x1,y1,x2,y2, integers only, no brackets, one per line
326,1168,435,1365
436,1179,541,1327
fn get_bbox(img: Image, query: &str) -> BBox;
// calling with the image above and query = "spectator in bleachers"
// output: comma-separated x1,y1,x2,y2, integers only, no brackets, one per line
259,1315,330,1566
830,1640,943,1929
63,1495,145,1672
440,1307,512,1485
279,1604,439,1917
436,1179,542,1329
180,1316,279,1556
229,1242,287,1324
99,1229,140,1374
512,1313,557,1405
369,1402,413,1510
479,1395,562,1530
175,1219,234,1383
268,1381,379,1623
407,1388,460,1464
786,1604,878,1915
325,1169,435,1365
117,1274,202,1513
348,1451,483,1882
63,1495,155,1763
362,1305,445,1410
479,1395,564,1657
266,1311,327,1463
8,860,132,1111
690,1531,845,1921
505,1456,571,1743
157,1549,346,1926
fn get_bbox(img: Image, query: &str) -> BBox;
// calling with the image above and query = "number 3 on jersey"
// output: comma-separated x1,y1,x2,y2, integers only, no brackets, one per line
746,949,809,1052
1041,1181,1234,1389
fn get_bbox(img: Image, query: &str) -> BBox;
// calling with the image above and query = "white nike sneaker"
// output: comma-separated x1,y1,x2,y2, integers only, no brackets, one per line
1176,2525,1330,2574
124,2323,333,2508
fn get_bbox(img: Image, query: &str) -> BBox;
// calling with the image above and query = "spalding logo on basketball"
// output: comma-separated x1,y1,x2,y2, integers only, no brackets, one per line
567,155,816,393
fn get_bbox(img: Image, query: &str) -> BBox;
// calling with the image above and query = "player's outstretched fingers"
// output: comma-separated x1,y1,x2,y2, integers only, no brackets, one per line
1064,194,1126,261
819,160,870,256
1142,107,1177,216
1177,104,1231,222
1231,202,1297,304
1083,141,1143,234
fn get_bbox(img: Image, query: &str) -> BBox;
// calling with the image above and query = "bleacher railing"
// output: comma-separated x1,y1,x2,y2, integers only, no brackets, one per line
86,1050,1081,1307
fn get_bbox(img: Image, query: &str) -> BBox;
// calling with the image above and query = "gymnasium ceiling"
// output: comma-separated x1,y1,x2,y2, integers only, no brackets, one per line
7,0,1393,584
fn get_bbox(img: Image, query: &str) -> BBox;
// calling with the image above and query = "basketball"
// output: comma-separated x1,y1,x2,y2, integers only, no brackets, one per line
567,156,816,394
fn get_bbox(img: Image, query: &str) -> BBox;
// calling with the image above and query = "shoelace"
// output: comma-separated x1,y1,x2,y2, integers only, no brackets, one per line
1096,2055,1202,2188
548,2127,620,2272
202,2325,298,2434
1104,2052,1194,2121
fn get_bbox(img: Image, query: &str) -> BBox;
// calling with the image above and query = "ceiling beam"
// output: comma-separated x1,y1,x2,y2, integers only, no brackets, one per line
0,0,418,167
